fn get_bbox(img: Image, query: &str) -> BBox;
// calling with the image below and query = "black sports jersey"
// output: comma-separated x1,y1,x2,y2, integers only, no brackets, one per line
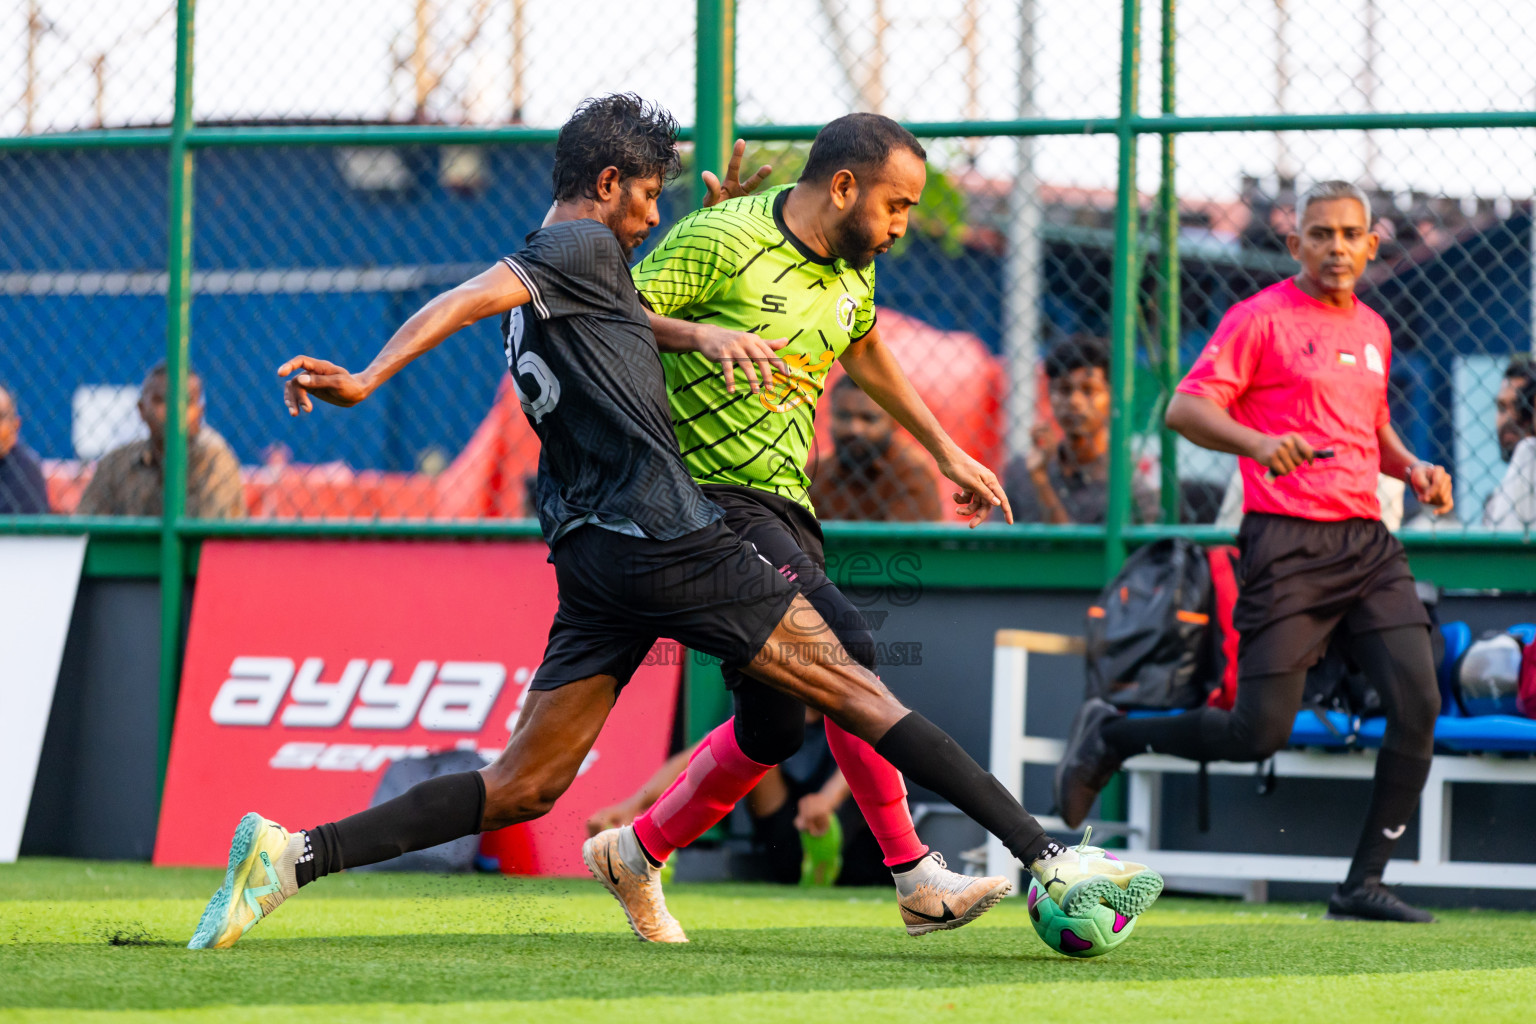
498,218,721,547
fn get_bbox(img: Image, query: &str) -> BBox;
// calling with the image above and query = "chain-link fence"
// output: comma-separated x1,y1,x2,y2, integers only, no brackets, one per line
3,0,1536,538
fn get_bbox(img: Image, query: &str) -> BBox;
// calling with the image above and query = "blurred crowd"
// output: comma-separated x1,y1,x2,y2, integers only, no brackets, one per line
4,344,1534,532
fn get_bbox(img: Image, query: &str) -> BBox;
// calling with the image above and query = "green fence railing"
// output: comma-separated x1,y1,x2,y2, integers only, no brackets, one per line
5,0,1536,769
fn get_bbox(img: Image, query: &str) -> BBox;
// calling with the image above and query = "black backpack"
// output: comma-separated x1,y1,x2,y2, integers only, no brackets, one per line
1085,538,1214,710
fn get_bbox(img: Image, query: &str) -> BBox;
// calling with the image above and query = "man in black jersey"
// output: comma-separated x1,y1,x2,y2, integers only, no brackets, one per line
187,94,1162,951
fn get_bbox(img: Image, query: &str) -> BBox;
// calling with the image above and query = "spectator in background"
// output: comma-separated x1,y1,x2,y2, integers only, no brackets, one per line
808,376,942,522
1004,336,1158,524
0,383,48,514
78,363,245,519
1483,355,1536,530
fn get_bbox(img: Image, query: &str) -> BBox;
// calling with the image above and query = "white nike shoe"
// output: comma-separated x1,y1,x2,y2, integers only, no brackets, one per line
893,852,1013,936
581,826,688,943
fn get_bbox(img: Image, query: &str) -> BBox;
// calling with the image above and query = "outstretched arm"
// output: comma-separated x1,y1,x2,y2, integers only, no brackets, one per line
280,262,530,415
839,325,1012,527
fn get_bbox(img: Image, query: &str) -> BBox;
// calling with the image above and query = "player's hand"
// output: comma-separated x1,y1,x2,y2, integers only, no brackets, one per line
701,139,772,209
585,802,635,837
794,792,837,837
693,325,792,394
278,356,371,415
1251,432,1316,476
1409,462,1454,515
938,446,1013,528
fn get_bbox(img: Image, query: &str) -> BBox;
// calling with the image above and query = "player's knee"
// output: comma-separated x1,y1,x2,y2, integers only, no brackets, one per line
1234,712,1292,761
733,712,804,765
481,768,570,828
821,672,906,740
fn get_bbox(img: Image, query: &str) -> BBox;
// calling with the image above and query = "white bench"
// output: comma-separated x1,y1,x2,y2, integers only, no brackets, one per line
985,628,1536,898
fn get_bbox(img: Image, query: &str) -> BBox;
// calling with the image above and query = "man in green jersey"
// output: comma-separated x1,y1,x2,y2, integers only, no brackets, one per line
589,114,1029,938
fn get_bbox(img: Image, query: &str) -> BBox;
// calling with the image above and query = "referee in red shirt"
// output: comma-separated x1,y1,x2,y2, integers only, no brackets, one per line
1055,180,1454,923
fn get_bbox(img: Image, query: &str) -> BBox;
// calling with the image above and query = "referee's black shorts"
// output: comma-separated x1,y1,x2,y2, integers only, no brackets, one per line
1234,512,1429,678
531,520,798,692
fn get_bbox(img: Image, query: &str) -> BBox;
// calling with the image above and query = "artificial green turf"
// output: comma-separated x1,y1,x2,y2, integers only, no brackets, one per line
2,858,1533,1022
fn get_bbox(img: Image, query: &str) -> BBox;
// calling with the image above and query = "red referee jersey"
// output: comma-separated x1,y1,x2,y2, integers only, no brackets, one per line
1177,278,1391,522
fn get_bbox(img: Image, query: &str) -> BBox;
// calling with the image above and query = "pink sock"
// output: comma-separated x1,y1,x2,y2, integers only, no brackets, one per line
825,718,929,868
633,718,771,862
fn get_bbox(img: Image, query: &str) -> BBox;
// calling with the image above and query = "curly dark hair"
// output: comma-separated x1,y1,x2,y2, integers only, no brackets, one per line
551,93,681,203
800,113,926,184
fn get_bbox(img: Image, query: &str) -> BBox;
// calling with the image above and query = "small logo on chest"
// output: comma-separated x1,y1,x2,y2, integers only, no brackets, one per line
1365,343,1385,375
836,293,858,332
1337,351,1357,367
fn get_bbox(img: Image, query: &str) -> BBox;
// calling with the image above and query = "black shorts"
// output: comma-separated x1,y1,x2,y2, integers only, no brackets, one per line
702,484,828,569
1234,512,1430,677
531,520,798,691
702,484,876,688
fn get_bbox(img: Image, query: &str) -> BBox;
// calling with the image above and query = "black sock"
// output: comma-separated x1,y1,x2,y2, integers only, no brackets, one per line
874,712,1056,865
888,855,926,875
1344,748,1432,890
633,830,665,867
294,770,486,888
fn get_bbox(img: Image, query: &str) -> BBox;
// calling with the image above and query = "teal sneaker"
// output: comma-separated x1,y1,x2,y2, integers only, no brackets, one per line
1029,827,1164,918
187,812,302,950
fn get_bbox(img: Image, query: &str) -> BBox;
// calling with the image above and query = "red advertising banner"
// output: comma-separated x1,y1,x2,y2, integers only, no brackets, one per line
155,540,679,875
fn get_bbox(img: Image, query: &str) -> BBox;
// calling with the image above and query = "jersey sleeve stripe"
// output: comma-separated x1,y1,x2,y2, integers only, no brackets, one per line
851,310,877,341
501,256,549,320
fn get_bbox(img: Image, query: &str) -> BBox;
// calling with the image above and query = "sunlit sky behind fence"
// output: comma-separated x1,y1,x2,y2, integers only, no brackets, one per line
5,0,1535,203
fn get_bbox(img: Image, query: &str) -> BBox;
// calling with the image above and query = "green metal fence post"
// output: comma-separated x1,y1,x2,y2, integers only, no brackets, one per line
158,0,196,792
1105,0,1142,575
694,0,736,209
1158,0,1181,524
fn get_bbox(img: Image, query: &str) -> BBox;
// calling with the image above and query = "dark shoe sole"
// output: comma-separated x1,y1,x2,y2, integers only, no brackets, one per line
1325,909,1436,923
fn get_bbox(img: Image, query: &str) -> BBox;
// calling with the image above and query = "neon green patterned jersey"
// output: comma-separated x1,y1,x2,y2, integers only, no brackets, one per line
631,185,877,510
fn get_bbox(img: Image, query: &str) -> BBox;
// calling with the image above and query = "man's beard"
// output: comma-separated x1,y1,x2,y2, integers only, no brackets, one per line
828,210,883,270
1500,431,1530,462
605,210,647,259
835,434,891,473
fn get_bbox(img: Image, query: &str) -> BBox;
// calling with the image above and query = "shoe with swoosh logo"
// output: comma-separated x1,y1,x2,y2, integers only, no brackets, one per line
582,826,688,943
1030,827,1164,918
894,852,1013,936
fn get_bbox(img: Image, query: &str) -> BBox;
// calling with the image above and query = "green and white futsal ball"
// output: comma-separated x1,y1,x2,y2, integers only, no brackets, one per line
1026,877,1137,958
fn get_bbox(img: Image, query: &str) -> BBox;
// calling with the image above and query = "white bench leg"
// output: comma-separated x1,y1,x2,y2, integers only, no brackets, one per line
1415,758,1450,871
987,643,1026,892
1127,767,1160,853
